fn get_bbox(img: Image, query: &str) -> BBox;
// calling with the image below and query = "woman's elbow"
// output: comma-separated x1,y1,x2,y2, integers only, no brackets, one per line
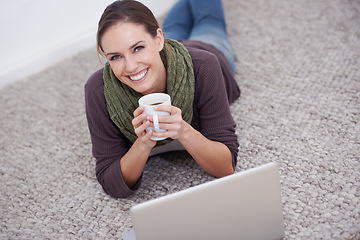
97,176,136,199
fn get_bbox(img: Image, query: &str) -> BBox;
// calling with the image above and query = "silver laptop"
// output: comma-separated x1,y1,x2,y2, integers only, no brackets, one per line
123,162,285,240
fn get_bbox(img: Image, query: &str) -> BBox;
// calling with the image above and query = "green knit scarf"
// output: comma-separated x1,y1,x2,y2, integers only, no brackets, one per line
103,39,194,146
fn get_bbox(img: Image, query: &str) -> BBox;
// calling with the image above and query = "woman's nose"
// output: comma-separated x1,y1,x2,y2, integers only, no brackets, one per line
125,56,138,73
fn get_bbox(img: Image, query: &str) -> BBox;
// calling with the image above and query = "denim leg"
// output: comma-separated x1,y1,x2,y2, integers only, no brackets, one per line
163,0,193,40
188,0,235,73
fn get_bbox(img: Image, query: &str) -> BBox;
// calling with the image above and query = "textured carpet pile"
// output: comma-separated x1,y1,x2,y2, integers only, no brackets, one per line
0,0,359,239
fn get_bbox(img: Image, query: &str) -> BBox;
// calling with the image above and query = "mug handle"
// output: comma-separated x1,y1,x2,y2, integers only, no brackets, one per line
153,114,160,132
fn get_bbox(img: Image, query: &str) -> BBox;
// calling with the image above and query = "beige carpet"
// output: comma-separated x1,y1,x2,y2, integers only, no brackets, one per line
1,0,359,239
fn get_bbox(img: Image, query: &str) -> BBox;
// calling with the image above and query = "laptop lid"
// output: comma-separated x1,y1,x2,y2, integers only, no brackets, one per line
124,162,285,240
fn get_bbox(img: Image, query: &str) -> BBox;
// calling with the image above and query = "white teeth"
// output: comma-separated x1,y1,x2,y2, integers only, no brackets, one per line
129,69,147,81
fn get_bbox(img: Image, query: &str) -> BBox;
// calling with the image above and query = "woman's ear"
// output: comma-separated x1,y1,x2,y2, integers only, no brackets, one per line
155,28,165,51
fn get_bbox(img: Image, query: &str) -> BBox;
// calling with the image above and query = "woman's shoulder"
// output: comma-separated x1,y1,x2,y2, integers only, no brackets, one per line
181,40,218,62
85,68,104,92
180,41,221,79
179,39,230,76
180,40,240,104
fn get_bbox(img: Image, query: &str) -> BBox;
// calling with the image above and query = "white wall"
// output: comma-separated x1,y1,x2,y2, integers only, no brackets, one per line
0,0,176,89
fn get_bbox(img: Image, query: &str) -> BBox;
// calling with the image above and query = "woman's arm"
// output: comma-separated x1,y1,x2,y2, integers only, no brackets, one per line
178,121,234,177
85,69,152,198
151,105,234,178
119,106,156,188
150,49,239,177
118,136,152,188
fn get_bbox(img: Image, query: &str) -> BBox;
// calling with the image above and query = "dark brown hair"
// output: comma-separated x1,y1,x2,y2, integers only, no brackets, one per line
97,0,161,58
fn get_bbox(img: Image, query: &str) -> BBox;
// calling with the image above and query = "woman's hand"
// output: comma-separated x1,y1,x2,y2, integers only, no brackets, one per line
132,106,156,149
148,105,189,140
119,106,157,189
147,105,234,178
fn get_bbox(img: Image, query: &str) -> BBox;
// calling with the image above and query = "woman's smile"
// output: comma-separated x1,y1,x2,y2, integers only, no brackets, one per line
128,67,149,82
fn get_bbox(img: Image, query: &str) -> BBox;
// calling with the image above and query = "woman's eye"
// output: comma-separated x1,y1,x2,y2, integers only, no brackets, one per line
110,55,121,61
134,46,144,52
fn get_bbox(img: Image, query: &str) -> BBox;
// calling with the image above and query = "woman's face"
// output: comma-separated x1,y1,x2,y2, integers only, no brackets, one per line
101,21,166,95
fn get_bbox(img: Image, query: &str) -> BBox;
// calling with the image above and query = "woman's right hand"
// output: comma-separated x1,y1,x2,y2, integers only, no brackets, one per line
132,106,156,149
119,106,156,189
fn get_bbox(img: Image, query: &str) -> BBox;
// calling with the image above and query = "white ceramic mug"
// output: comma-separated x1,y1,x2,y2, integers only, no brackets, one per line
138,93,171,141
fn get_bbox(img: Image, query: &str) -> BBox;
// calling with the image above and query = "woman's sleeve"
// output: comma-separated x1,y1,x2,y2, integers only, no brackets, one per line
192,52,239,168
84,69,142,198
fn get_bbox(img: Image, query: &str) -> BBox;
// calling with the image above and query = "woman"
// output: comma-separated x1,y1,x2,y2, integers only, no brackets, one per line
85,0,241,198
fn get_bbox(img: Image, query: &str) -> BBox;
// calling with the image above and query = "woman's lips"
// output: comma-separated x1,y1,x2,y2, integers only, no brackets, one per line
129,68,148,81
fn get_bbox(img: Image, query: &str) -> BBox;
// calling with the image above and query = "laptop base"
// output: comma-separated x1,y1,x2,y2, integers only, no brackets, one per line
122,229,136,240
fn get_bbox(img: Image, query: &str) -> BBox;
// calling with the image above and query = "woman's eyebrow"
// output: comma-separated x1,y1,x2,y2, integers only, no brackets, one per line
129,40,145,49
106,52,120,56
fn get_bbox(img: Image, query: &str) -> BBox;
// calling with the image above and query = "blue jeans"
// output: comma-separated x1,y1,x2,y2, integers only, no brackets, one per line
163,0,235,73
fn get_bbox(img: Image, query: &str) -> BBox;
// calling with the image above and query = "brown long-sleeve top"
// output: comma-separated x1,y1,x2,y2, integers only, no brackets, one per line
84,40,241,198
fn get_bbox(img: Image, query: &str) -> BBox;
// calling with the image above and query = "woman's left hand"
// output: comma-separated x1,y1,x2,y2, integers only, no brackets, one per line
148,105,189,140
148,105,234,178
148,105,233,178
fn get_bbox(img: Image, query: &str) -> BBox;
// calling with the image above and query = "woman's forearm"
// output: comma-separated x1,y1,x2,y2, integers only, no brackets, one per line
178,121,234,178
119,137,152,188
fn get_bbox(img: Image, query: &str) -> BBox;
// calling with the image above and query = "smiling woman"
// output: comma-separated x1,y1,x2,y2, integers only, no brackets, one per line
101,22,166,94
84,0,241,198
